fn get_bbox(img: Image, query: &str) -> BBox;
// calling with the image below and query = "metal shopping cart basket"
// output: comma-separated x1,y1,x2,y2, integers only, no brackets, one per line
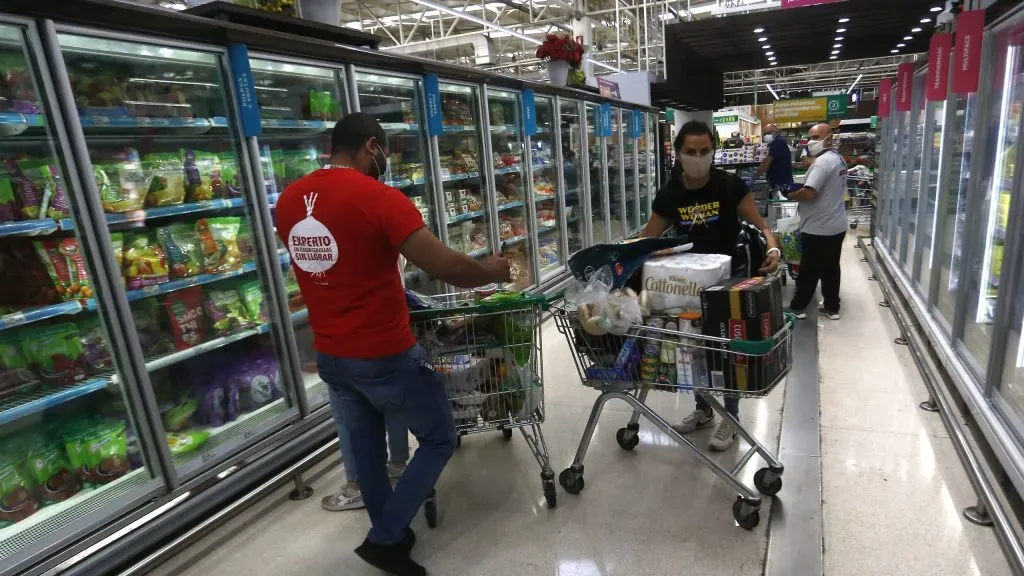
552,300,795,529
409,292,556,526
845,174,874,231
766,199,801,284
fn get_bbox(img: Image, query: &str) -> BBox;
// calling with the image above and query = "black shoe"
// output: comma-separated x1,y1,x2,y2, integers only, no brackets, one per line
354,538,426,576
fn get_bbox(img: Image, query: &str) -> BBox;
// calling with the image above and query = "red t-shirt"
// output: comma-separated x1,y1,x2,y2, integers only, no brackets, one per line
276,168,425,359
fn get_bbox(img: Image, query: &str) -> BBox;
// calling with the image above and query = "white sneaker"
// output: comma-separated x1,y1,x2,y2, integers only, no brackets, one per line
672,409,715,434
321,485,364,511
708,419,737,451
817,306,840,320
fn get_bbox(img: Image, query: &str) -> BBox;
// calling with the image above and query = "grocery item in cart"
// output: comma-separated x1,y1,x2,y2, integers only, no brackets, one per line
568,236,692,289
436,355,488,392
196,217,243,274
674,312,707,388
143,151,187,207
157,222,203,279
122,231,169,289
0,456,39,527
641,252,731,314
700,276,785,393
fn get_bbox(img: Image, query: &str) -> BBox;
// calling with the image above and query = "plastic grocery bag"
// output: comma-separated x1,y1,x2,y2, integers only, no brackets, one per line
776,214,803,263
566,266,642,336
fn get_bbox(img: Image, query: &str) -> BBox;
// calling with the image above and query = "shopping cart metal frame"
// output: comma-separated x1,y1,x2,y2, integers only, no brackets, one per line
766,199,802,284
408,292,556,526
551,301,794,529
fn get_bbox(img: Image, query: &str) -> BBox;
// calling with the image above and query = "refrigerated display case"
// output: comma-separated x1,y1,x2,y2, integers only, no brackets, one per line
485,88,532,288
560,98,585,255
608,108,624,241
623,111,638,236
902,71,928,271
914,87,947,300
52,31,299,484
0,20,168,570
586,103,606,245
639,111,655,225
531,95,564,281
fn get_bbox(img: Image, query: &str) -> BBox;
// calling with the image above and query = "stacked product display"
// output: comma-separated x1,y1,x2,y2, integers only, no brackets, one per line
715,143,768,167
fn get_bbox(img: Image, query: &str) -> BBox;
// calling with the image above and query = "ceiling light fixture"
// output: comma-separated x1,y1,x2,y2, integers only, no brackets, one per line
766,51,774,56
830,55,838,60
891,49,899,53
758,37,768,42
847,73,862,93
930,6,942,12
762,44,772,49
754,27,764,33
897,43,906,47
770,62,778,66
921,18,931,23
833,43,842,48
836,28,847,33
912,27,922,32
767,84,780,99
832,50,840,54
835,36,844,41
838,17,850,23
904,35,913,40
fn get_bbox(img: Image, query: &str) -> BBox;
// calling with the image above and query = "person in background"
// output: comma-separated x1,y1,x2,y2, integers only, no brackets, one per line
785,122,848,321
723,131,745,149
642,120,780,451
276,113,511,576
754,123,794,198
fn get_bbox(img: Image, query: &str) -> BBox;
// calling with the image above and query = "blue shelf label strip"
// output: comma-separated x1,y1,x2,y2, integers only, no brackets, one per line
424,74,443,137
228,44,261,138
599,104,612,137
522,89,537,136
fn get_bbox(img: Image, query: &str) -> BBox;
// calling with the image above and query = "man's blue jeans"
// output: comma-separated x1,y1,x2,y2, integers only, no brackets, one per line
317,345,457,545
328,392,409,484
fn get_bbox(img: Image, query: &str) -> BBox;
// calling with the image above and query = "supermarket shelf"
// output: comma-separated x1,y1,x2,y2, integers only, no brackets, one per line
304,372,329,408
381,122,420,134
442,124,476,134
448,209,485,224
175,400,292,479
260,119,335,133
83,262,259,311
59,198,247,231
494,165,522,175
290,308,309,324
503,234,529,246
0,376,111,427
0,112,46,134
386,177,426,189
0,219,61,238
442,171,479,183
79,115,224,133
490,124,518,133
143,325,265,374
0,300,85,332
538,224,558,234
534,194,556,203
498,201,524,211
467,247,490,258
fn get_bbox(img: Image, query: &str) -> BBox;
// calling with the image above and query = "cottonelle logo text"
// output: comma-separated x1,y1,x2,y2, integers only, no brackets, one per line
645,275,704,296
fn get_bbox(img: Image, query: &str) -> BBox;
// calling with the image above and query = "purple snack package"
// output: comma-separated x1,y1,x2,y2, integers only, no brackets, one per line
193,377,227,428
233,350,282,412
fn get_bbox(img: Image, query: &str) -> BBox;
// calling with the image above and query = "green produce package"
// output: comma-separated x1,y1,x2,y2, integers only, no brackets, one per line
166,431,210,456
24,436,80,504
156,222,203,279
203,287,249,336
196,217,243,274
0,168,19,222
10,157,71,219
183,150,224,202
20,322,87,385
216,152,241,197
76,315,112,374
143,151,187,207
0,456,39,528
95,149,147,213
163,396,198,432
238,280,268,323
0,334,37,394
62,419,128,487
480,292,535,365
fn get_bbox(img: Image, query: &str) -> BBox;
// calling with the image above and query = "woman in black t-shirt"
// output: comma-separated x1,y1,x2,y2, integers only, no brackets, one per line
642,120,780,452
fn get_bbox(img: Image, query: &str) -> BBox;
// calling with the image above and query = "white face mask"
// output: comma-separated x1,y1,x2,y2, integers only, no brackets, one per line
807,139,826,157
371,144,390,183
764,134,774,143
679,153,713,180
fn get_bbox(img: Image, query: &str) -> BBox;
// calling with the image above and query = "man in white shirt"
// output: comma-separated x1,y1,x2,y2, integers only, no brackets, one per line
785,123,848,320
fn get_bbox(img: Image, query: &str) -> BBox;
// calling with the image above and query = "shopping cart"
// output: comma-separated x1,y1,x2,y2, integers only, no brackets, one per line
766,199,801,284
552,298,794,529
408,292,556,526
846,174,874,231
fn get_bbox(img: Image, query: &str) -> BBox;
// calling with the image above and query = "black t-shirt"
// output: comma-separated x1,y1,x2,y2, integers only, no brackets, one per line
651,168,751,255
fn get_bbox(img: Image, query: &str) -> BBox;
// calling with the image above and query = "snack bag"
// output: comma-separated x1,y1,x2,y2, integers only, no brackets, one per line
237,219,255,263
20,323,87,385
196,217,243,274
162,286,207,350
0,456,39,527
232,350,282,412
238,280,268,323
183,150,223,202
81,421,128,485
35,237,92,301
0,168,19,222
122,231,169,290
156,223,202,279
17,159,71,219
4,158,43,220
283,149,319,184
131,299,175,357
76,316,112,374
24,438,79,504
95,149,147,213
143,152,187,207
203,287,249,336
166,431,210,455
193,377,228,427
216,152,241,197
163,396,197,432
109,233,124,280
0,333,37,391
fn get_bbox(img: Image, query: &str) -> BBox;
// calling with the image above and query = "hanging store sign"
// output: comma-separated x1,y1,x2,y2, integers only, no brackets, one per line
424,73,443,137
927,33,953,101
780,0,844,8
227,44,260,138
715,0,779,16
896,63,914,112
714,114,739,125
597,77,620,99
599,104,612,137
772,95,847,123
878,78,893,118
522,89,538,136
952,9,985,95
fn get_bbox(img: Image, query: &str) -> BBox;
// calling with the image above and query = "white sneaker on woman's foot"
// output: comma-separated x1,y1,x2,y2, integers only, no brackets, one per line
321,485,364,511
672,409,715,434
709,419,737,451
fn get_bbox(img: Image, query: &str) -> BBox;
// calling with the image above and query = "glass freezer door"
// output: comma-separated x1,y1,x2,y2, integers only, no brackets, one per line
249,56,349,412
561,99,584,255
531,95,563,281
56,32,298,482
623,112,638,236
586,103,606,245
961,20,1023,376
915,97,946,299
486,88,533,288
0,22,165,568
902,71,928,270
437,83,491,271
608,108,624,241
640,112,655,224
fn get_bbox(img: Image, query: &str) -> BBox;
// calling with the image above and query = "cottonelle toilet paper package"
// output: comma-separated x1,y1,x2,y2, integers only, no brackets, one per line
642,252,732,314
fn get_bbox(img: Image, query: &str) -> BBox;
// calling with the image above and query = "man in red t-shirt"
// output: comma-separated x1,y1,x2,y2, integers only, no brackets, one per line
277,113,510,576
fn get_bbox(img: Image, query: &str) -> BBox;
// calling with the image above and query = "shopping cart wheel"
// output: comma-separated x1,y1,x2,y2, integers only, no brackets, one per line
559,467,585,495
615,427,640,451
501,427,514,441
424,490,438,529
753,467,783,497
543,477,557,508
732,498,761,531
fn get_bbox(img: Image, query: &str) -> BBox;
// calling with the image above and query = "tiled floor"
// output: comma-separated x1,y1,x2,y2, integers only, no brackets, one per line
818,235,1011,576
152,233,1014,576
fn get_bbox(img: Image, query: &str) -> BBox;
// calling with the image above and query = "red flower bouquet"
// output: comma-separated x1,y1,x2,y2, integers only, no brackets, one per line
536,34,585,68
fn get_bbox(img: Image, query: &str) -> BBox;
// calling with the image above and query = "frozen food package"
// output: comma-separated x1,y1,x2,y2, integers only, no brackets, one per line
232,350,282,412
35,237,92,300
0,165,18,222
196,217,243,274
641,252,731,314
0,455,40,528
95,149,147,214
162,286,207,350
143,151,187,207
238,279,269,323
131,298,175,357
216,152,241,197
237,219,255,262
19,322,87,385
122,231,169,289
183,150,224,202
76,315,112,375
156,223,202,279
24,437,79,504
203,287,249,336
0,334,37,395
166,431,210,455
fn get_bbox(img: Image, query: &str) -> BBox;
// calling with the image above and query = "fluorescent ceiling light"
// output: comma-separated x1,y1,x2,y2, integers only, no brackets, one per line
758,37,768,42
836,28,846,33
920,18,931,23
912,27,922,32
762,44,771,49
891,49,899,53
770,62,777,66
767,84,780,99
847,73,862,93
897,43,906,47
754,27,764,33
904,35,913,40
833,43,842,48
765,51,774,56
768,56,776,61
830,56,838,60
838,17,850,23
835,36,844,41
930,6,942,12
832,50,840,54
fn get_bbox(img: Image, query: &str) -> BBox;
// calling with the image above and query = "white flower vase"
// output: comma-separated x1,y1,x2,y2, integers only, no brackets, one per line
548,60,571,86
